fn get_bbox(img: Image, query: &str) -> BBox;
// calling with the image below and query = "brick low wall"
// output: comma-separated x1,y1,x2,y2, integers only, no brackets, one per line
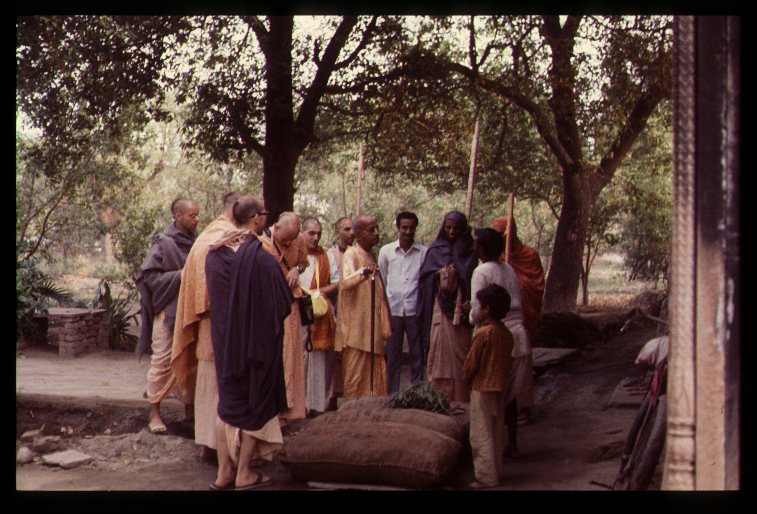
45,308,109,358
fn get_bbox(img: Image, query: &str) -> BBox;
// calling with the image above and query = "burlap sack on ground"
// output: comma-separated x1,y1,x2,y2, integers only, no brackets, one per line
338,396,390,411
310,402,466,442
278,421,462,489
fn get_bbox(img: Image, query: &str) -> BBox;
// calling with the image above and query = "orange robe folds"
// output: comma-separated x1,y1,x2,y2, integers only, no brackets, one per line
504,241,545,337
260,231,309,421
171,215,237,449
335,245,392,399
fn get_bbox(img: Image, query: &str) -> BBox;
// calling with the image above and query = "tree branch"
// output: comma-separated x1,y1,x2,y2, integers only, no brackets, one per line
541,15,584,166
245,16,270,59
595,84,667,186
333,16,377,71
229,99,265,156
295,16,359,150
467,16,478,73
322,64,407,95
444,59,574,170
22,187,69,260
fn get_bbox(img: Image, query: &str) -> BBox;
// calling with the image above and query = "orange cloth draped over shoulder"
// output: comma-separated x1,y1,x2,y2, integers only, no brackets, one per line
308,248,336,351
171,215,236,392
491,216,545,337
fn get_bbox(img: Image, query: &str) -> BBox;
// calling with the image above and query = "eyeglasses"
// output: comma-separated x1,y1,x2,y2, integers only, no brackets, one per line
257,210,270,216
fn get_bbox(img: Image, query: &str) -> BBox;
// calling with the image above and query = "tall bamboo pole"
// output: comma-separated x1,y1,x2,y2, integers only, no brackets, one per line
504,193,514,263
356,143,365,216
369,272,375,398
464,118,481,220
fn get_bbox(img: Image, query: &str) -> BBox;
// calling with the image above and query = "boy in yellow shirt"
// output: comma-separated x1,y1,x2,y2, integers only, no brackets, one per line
463,283,514,488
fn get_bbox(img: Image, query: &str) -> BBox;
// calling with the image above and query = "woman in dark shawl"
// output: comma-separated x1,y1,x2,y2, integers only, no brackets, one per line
417,210,478,403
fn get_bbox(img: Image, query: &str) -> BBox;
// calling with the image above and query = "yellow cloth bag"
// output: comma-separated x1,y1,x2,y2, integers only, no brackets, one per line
303,258,329,319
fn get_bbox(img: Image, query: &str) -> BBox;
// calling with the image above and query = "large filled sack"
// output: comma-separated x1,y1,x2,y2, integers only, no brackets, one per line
308,402,466,443
278,421,462,489
338,396,390,411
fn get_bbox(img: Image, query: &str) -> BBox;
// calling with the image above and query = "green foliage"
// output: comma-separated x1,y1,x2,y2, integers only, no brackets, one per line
16,247,73,342
111,204,163,281
616,106,672,286
386,381,451,415
16,15,673,312
92,260,130,282
93,280,140,351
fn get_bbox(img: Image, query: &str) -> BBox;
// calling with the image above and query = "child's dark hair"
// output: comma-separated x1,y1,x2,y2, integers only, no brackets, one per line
476,283,511,320
474,228,504,262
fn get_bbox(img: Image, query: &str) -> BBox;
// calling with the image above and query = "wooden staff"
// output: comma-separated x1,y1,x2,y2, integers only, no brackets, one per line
464,117,481,220
504,192,514,263
356,142,365,216
369,270,375,398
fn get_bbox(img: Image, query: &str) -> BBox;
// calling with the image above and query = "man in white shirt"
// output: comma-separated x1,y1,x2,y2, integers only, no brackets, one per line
378,211,428,394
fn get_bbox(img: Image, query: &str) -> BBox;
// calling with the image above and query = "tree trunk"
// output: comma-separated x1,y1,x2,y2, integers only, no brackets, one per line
103,233,115,262
262,17,299,225
580,253,589,306
543,165,600,313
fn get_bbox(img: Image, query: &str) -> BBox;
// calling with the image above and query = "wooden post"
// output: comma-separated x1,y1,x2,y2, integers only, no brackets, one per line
504,193,514,263
356,143,365,216
464,117,480,220
369,272,375,398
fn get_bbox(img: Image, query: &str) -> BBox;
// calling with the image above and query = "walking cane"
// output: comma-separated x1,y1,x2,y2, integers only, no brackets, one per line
369,269,376,398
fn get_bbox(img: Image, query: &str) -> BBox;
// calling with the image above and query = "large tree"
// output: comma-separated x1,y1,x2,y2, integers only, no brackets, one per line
16,15,399,234
366,15,672,312
173,15,404,223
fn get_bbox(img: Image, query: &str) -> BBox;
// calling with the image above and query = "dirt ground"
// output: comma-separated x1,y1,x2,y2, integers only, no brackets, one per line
16,308,662,493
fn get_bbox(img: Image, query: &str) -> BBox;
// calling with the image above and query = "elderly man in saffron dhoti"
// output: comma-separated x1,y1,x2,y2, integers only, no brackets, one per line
334,214,392,399
171,191,244,462
260,212,310,426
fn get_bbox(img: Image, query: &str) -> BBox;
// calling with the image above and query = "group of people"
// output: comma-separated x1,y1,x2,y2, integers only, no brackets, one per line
135,191,545,490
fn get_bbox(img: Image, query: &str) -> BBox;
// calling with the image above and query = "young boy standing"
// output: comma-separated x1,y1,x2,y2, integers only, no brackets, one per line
463,283,514,489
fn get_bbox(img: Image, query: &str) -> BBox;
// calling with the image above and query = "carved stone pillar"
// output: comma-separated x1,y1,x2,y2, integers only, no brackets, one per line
663,15,697,490
663,15,740,491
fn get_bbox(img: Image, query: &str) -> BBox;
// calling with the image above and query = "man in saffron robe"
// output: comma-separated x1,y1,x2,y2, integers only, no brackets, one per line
491,216,545,419
260,212,310,424
205,196,290,490
299,217,340,416
328,216,354,274
171,191,243,461
334,214,392,399
327,216,354,405
136,198,198,434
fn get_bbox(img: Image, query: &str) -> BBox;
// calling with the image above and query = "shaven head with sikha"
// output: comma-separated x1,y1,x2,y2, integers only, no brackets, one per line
353,214,379,252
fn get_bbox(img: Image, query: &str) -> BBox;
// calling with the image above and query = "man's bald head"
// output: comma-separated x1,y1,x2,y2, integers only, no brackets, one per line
171,198,196,216
352,214,374,234
274,212,302,248
172,198,199,234
353,214,379,251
